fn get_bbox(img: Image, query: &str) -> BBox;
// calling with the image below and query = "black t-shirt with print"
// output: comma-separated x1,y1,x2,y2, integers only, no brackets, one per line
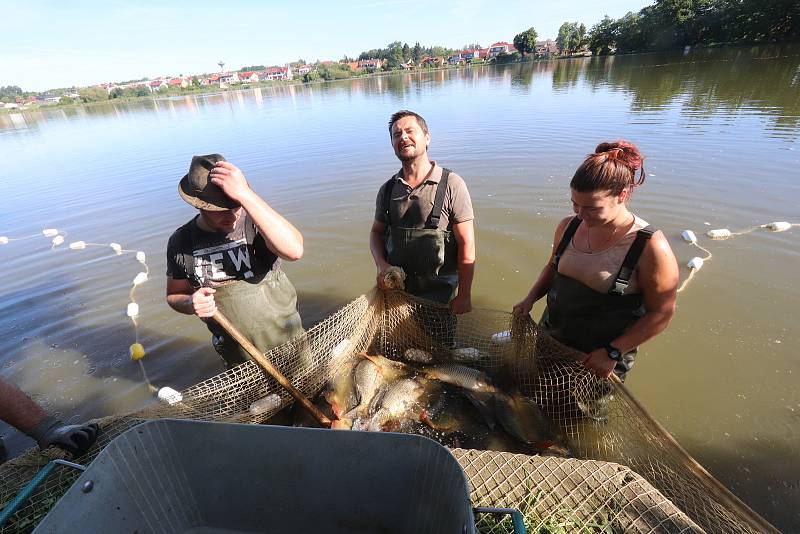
166,213,279,288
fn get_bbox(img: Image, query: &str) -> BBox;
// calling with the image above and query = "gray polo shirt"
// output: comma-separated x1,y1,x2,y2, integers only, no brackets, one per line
374,162,474,230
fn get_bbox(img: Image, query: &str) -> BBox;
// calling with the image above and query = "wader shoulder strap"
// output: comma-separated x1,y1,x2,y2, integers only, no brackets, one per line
609,225,656,295
426,168,451,229
245,215,257,243
179,222,200,287
382,175,398,225
244,215,268,265
552,217,582,268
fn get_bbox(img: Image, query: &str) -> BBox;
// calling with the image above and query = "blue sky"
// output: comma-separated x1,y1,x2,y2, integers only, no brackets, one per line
2,0,651,91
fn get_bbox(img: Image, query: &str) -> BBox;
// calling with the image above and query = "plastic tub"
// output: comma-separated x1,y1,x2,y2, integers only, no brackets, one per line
34,419,477,534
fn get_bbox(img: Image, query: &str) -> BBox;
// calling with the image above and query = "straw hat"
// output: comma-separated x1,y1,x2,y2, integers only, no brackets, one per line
178,154,240,211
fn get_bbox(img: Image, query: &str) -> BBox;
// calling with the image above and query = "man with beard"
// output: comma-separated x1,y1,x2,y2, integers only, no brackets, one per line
369,110,475,344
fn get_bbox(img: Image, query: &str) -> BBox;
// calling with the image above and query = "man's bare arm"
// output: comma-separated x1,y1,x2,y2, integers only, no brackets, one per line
370,220,392,288
0,378,48,434
450,219,475,314
210,161,304,261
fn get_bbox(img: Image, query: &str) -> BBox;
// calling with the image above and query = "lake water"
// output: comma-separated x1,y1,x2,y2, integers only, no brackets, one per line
2,44,799,530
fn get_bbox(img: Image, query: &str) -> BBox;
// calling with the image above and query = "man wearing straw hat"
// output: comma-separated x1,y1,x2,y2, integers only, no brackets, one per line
166,154,304,369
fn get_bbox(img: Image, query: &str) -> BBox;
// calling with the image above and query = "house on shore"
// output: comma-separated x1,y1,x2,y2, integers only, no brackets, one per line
488,42,517,58
357,59,383,72
168,77,190,89
260,66,292,81
238,71,260,84
420,56,446,67
535,39,559,57
219,72,240,86
462,49,489,62
148,80,167,92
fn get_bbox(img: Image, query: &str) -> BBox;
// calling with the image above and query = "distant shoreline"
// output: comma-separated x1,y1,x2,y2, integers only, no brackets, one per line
2,63,460,115
3,42,794,116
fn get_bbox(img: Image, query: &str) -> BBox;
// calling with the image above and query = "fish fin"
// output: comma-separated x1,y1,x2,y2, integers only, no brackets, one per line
331,418,353,430
366,384,388,416
331,398,354,419
367,409,390,432
539,443,572,457
342,405,362,420
462,390,496,431
362,354,408,380
362,353,381,366
418,409,447,431
419,409,431,426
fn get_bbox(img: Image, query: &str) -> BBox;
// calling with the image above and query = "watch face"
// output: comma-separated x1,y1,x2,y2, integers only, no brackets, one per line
606,347,622,361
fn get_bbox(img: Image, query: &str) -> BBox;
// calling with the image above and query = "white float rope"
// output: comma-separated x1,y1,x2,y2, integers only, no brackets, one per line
128,252,156,393
0,232,49,244
707,222,800,239
1,227,161,395
677,222,797,293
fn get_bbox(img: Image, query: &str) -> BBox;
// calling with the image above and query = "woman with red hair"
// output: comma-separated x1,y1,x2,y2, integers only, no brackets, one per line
514,141,679,380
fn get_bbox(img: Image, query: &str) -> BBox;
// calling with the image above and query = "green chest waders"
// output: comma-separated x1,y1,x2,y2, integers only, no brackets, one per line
383,169,459,349
539,217,655,380
209,269,304,368
383,169,459,304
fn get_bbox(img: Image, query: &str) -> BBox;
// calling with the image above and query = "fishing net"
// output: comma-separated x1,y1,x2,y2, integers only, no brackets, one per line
0,290,776,533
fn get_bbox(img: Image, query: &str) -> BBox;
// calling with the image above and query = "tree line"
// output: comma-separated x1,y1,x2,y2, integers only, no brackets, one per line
511,1,798,58
357,41,458,68
0,85,33,102
586,0,799,55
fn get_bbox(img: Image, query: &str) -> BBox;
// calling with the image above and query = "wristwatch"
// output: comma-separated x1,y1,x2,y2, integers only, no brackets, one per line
604,343,623,362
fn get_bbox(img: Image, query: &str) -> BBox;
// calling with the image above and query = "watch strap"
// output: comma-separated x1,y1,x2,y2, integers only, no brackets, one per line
604,343,623,361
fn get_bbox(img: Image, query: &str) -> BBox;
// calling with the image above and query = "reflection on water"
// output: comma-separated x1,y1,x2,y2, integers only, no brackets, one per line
1,44,799,530
578,47,800,137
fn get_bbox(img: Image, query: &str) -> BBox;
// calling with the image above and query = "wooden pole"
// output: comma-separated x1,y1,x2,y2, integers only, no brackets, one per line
212,310,331,428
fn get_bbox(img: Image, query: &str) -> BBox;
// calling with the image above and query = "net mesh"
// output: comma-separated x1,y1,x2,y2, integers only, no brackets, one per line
0,290,776,533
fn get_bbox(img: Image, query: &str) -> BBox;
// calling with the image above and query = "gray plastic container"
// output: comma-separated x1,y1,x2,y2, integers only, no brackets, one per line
34,419,476,534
